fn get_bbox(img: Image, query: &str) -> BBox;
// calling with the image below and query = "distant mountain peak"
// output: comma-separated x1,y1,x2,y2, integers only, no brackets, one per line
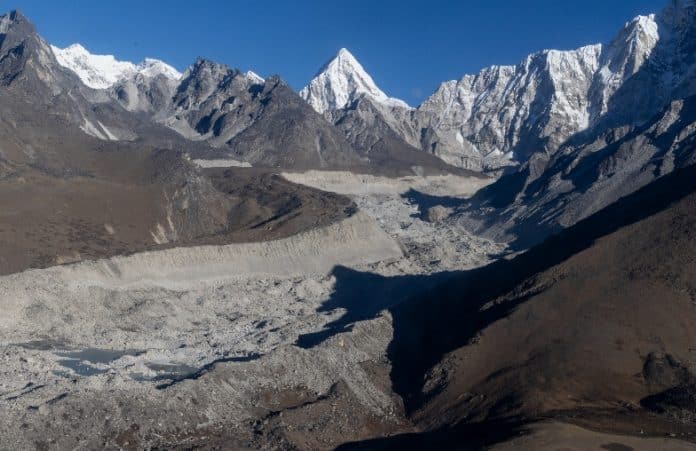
51,43,181,89
317,47,360,74
1,9,28,25
0,9,35,36
300,47,410,114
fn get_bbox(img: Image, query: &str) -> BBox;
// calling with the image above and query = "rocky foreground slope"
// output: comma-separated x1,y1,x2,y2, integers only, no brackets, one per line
363,165,696,448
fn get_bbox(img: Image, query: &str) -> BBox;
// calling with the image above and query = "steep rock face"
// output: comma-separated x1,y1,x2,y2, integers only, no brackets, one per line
111,71,179,113
420,45,604,168
223,76,364,169
0,10,220,150
301,42,613,171
299,48,409,114
589,15,660,120
300,49,457,173
326,95,470,175
451,1,696,249
143,58,364,169
161,58,260,142
0,11,65,89
300,5,690,173
461,96,696,250
601,1,696,128
0,11,143,142
92,56,364,170
418,2,695,171
45,26,459,172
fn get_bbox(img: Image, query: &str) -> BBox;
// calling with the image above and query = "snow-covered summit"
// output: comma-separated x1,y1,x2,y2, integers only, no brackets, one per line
300,48,410,114
51,43,181,89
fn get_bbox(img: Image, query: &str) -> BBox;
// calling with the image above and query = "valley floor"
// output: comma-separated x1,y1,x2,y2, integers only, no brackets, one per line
0,171,503,449
1,169,693,450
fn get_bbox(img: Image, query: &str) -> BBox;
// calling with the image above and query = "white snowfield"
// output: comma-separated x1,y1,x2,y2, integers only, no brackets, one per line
299,48,410,114
51,43,182,89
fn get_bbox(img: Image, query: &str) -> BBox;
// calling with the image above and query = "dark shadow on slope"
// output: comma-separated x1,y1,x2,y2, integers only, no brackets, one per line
467,101,696,252
460,3,696,249
466,167,529,211
386,164,696,414
641,383,696,418
297,164,696,407
330,163,696,449
296,267,456,349
401,189,466,220
337,417,528,451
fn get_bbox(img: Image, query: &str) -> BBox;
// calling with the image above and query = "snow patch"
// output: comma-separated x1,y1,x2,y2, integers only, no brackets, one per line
80,119,120,141
97,121,119,141
245,71,264,84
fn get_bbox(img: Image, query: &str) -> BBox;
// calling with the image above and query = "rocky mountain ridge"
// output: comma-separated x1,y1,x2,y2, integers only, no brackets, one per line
45,3,693,175
304,3,694,172
51,43,181,89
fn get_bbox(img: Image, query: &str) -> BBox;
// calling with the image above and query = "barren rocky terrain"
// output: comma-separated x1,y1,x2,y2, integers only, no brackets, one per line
2,3,696,449
0,170,503,449
2,166,695,450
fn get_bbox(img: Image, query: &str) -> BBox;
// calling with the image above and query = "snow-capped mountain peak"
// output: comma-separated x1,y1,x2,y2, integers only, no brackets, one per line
300,47,410,114
51,43,181,89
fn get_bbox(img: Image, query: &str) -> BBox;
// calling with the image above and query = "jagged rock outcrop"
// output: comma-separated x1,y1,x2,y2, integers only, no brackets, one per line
452,1,696,248
460,95,696,250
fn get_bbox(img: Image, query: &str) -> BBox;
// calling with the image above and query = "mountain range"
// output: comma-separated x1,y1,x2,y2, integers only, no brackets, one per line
1,1,696,448
43,1,695,182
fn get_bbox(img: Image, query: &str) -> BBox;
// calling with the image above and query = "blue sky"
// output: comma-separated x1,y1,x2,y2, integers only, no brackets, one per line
4,0,668,104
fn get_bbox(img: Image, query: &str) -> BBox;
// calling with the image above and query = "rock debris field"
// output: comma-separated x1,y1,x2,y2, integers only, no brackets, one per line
0,171,499,448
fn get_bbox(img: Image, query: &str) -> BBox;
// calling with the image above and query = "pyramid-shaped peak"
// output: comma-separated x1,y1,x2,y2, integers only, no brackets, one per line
312,47,365,78
335,47,358,62
300,48,410,113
